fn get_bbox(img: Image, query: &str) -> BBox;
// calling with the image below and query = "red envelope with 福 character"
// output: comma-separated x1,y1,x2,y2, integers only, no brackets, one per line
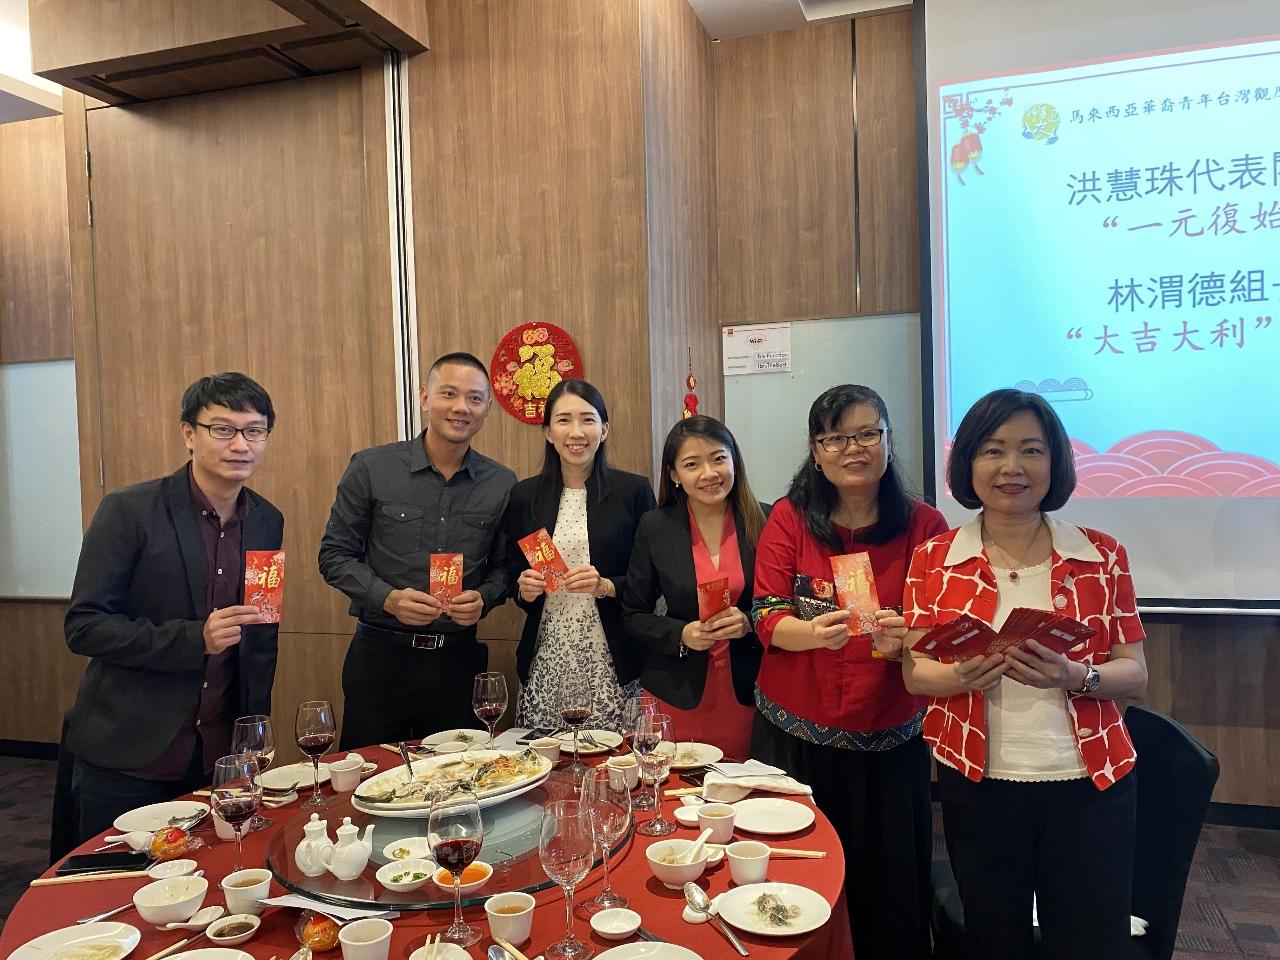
830,552,881,636
243,550,286,623
518,528,570,593
697,577,732,622
429,553,464,601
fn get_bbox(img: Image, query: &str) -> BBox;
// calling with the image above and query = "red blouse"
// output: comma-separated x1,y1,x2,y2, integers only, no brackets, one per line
753,497,949,732
689,504,746,624
902,515,1145,790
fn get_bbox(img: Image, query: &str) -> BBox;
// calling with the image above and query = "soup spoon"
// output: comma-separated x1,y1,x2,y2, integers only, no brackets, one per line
684,883,748,956
163,905,225,931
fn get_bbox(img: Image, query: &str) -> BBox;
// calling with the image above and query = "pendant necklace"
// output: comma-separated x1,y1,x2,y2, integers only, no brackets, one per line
983,516,1045,583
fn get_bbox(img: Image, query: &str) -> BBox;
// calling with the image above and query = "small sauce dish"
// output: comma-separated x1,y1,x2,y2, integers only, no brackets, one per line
590,908,641,941
207,913,261,946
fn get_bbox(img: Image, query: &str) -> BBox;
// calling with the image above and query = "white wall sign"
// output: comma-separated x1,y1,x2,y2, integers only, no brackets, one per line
722,322,792,375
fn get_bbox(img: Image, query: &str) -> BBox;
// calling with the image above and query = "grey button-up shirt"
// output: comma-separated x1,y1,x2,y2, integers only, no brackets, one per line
318,433,517,632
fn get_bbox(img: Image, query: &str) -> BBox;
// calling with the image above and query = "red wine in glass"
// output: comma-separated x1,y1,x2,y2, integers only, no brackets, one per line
297,732,335,758
475,705,503,724
560,707,592,728
214,797,258,827
433,836,482,874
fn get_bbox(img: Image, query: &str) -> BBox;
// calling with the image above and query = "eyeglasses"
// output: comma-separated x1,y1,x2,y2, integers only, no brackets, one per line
817,428,886,453
194,421,271,442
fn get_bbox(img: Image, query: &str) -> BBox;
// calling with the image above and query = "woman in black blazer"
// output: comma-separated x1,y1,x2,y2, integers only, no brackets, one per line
503,379,656,731
621,416,767,758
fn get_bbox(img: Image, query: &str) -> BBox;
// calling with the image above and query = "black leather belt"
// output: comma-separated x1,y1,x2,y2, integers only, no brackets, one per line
355,621,476,650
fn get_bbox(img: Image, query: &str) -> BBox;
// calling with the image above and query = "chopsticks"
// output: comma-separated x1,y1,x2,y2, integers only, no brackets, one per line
141,936,196,960
30,870,150,886
663,786,704,798
707,843,827,859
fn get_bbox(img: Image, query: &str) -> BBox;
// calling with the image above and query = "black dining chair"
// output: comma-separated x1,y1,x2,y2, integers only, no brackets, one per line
929,705,1220,960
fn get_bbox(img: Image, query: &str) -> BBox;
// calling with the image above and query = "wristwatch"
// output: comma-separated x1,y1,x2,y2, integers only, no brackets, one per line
1076,663,1101,694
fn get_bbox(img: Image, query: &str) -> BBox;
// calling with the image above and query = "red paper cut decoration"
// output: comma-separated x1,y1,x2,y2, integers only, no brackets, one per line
490,322,584,424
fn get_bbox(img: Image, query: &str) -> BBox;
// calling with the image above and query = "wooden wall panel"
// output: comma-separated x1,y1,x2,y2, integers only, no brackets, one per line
410,0,652,484
1140,617,1280,806
30,0,305,76
853,11,919,315
640,0,722,459
713,22,856,326
0,601,77,743
79,72,397,638
0,116,73,363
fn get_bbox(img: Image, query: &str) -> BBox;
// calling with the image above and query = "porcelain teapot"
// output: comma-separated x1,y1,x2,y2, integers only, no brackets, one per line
294,813,334,877
319,816,375,881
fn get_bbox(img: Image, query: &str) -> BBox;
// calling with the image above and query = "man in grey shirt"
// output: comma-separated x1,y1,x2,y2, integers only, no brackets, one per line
319,352,516,747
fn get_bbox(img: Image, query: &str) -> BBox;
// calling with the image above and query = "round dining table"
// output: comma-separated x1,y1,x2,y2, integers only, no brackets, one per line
2,746,855,960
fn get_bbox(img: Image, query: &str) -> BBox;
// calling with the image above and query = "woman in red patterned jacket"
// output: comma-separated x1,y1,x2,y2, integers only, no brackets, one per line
903,388,1147,960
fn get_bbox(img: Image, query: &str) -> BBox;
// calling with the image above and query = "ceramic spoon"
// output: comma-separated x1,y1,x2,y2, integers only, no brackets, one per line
162,905,225,931
681,828,714,864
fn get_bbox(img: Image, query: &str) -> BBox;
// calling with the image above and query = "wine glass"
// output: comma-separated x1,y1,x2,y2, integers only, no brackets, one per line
539,799,594,960
559,672,594,777
633,712,676,836
232,714,275,829
294,700,336,809
428,790,485,947
621,695,658,810
211,754,261,873
581,766,632,912
472,672,508,748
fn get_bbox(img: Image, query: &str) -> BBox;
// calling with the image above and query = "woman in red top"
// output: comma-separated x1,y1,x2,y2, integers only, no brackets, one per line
902,389,1148,960
751,384,947,960
622,416,768,759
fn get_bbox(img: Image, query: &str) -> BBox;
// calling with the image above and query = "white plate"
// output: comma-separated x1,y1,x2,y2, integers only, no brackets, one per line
555,728,624,754
260,761,328,790
596,944,705,960
408,943,472,960
113,800,209,833
167,951,255,960
421,728,489,747
355,749,552,808
11,921,141,960
382,836,432,861
714,881,832,937
670,742,724,770
731,797,816,836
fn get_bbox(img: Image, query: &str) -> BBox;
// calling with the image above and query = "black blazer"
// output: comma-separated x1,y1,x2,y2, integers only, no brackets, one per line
64,465,284,771
621,500,766,709
502,468,656,685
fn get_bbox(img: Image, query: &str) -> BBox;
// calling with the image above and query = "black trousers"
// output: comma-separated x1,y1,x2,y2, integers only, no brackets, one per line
751,715,934,960
937,763,1137,960
71,749,206,844
339,629,488,750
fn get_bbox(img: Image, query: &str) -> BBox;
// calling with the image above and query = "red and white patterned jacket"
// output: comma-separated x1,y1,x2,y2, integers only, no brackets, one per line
903,514,1145,790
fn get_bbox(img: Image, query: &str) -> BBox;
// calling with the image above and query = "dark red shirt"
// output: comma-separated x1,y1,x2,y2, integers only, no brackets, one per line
752,497,948,732
133,467,247,780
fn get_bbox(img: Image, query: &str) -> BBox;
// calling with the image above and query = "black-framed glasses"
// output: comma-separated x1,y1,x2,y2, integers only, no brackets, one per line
817,428,886,453
194,421,271,442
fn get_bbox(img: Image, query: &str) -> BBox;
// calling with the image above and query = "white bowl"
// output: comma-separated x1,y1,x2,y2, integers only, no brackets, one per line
382,836,432,862
133,874,209,926
529,737,561,763
207,913,261,946
376,858,435,893
644,839,711,890
434,741,468,754
431,859,492,895
590,907,641,941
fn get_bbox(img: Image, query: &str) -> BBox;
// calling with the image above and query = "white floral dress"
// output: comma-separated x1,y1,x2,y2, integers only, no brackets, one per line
516,487,633,730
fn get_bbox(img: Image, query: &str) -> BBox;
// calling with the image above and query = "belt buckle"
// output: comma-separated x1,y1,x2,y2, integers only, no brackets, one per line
410,633,444,650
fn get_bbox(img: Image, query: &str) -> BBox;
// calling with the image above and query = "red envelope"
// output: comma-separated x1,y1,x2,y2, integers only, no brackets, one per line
697,577,732,622
911,615,997,662
243,550,286,623
912,609,1095,663
830,552,880,636
429,553,464,601
517,528,570,593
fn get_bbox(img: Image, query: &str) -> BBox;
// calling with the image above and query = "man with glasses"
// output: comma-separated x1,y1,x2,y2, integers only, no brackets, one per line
63,373,284,841
319,352,516,748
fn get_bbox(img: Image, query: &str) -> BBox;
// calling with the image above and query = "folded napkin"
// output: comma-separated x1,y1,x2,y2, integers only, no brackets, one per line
702,759,813,803
490,728,533,749
101,831,153,851
261,894,399,922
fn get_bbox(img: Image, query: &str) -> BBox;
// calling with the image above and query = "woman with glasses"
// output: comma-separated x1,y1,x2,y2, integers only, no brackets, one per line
502,379,656,731
620,416,768,759
902,389,1147,959
751,384,946,960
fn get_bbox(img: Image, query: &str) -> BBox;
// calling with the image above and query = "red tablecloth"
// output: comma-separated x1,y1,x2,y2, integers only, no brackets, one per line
2,750,854,960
